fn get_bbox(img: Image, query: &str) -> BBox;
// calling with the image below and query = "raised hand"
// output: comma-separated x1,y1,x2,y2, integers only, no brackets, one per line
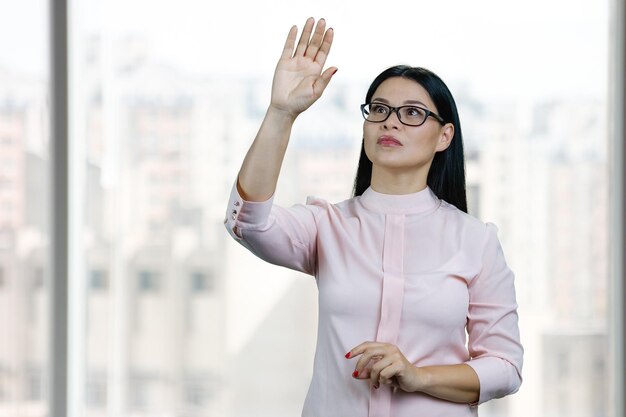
270,17,337,118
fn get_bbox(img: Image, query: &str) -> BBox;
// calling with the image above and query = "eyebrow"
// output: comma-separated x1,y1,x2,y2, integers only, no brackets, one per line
371,97,430,109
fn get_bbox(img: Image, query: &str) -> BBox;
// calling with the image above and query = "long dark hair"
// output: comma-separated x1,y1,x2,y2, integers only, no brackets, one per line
352,65,467,213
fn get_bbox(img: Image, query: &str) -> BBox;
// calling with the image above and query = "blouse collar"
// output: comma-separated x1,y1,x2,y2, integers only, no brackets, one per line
359,185,441,214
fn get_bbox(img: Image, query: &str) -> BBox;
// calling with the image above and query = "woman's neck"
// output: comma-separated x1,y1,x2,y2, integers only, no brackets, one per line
370,165,429,195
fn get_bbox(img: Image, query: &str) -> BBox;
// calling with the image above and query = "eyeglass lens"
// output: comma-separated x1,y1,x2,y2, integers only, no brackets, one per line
363,103,427,126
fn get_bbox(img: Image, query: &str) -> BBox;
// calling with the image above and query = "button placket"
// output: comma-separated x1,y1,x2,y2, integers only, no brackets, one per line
369,213,406,417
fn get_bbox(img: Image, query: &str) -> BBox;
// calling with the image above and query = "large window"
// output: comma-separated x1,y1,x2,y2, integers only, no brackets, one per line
1,0,623,416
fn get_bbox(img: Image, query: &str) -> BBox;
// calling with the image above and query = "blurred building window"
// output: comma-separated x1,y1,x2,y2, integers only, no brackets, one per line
25,366,43,401
89,269,108,291
190,271,212,293
137,270,160,292
184,377,207,406
85,372,107,408
32,266,43,290
0,365,8,401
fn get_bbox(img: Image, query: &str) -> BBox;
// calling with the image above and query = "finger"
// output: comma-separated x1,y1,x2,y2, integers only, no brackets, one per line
304,18,326,59
347,341,383,358
294,17,315,57
314,28,334,67
312,66,338,98
370,356,395,388
378,363,403,387
357,367,372,379
354,356,383,380
354,348,387,378
280,25,298,60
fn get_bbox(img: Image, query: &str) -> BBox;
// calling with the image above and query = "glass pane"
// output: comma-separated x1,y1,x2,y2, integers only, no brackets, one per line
72,1,612,416
0,0,49,416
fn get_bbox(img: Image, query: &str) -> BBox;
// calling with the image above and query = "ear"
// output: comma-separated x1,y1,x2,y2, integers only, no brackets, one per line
435,123,454,152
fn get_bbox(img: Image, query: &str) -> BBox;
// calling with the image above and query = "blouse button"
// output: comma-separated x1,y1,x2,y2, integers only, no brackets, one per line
234,201,241,207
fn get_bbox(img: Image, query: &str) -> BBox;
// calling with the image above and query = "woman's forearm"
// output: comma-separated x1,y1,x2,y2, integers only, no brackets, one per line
237,19,336,202
411,363,480,404
237,106,296,202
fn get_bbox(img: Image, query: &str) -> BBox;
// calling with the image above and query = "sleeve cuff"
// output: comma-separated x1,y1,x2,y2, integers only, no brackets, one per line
465,356,522,405
224,179,275,241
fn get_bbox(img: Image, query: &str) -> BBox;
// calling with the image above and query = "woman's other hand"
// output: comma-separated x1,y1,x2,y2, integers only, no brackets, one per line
346,342,480,403
346,342,424,392
270,17,337,119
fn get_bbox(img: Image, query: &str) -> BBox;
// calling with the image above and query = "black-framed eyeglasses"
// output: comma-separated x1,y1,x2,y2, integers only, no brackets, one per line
360,102,446,127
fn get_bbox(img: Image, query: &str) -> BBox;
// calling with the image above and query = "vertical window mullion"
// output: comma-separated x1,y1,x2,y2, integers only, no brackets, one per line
610,0,626,416
68,0,88,414
49,0,69,417
51,1,88,416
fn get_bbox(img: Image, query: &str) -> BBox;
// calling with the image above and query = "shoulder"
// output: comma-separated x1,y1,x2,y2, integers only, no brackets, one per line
305,193,356,208
304,193,360,218
437,199,501,249
439,199,494,230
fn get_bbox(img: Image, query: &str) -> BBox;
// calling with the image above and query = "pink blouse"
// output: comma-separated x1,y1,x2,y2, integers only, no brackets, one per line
224,180,523,417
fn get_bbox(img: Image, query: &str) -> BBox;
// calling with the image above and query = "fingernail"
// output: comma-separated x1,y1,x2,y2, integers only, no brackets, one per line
352,370,359,378
345,352,351,359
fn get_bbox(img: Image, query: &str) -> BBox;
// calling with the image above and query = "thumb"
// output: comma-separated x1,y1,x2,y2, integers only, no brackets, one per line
313,67,338,97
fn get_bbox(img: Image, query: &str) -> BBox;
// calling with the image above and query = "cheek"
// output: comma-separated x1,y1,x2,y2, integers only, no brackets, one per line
362,122,373,139
410,129,440,151
363,123,377,157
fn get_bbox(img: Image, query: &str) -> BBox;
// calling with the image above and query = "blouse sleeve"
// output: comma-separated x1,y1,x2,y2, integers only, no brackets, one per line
223,178,321,276
464,222,524,405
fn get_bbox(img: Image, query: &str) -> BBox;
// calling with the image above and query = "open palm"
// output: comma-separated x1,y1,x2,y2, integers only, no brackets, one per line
271,18,337,117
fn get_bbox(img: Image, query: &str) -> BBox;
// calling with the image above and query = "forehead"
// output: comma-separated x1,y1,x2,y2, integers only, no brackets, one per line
371,77,436,109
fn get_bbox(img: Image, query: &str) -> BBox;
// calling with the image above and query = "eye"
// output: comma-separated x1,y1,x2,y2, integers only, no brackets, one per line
370,103,389,114
404,106,426,118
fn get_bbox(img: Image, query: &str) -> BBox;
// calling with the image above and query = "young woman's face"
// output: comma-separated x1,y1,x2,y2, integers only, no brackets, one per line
363,77,453,174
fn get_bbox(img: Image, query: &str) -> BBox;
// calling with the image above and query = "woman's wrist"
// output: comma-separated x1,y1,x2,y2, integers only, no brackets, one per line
267,104,299,123
408,365,431,393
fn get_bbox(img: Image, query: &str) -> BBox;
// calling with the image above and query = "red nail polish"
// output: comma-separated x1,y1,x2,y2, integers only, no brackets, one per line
352,370,359,378
345,352,351,359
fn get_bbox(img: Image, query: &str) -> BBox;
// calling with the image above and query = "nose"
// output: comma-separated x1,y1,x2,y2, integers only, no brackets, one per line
383,109,402,129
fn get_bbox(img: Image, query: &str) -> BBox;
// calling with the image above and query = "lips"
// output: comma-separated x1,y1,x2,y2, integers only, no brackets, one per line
377,135,403,146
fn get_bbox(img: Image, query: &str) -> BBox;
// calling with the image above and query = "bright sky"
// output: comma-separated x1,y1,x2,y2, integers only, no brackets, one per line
0,0,610,99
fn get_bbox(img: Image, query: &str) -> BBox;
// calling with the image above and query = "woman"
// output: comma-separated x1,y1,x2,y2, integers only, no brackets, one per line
224,17,523,417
